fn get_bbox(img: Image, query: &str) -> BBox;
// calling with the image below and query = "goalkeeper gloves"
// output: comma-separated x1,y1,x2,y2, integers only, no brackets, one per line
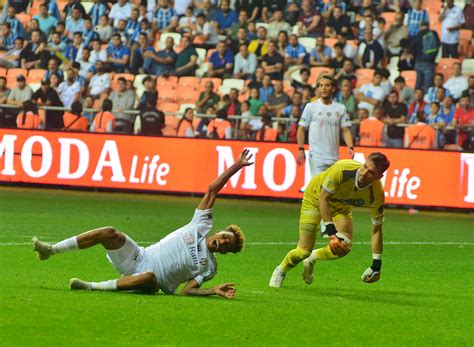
325,223,351,256
361,255,382,283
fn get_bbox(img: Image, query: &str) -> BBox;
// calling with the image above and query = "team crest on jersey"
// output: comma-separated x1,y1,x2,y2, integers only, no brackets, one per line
183,232,195,245
200,258,208,266
336,111,340,118
326,112,332,117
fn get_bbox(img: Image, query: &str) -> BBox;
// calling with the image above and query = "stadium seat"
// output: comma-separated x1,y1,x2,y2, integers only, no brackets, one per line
462,59,474,74
165,115,178,128
355,68,375,88
16,14,31,29
424,0,442,13
381,12,396,26
324,38,338,49
298,37,316,53
178,76,200,88
176,85,199,97
161,125,177,136
27,69,47,84
459,29,472,57
218,85,232,96
238,92,249,103
222,78,245,91
195,47,206,63
436,58,462,80
157,76,178,90
29,83,41,93
160,102,180,113
308,67,334,85
178,90,200,103
199,77,222,90
7,68,28,78
0,68,7,77
133,74,149,89
158,88,178,102
57,1,68,13
82,2,94,13
400,70,417,89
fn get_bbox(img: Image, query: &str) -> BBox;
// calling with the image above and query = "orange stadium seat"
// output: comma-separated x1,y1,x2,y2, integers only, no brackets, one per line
159,102,180,113
199,77,222,90
400,70,417,89
381,12,397,26
206,49,216,61
157,75,178,87
324,38,338,49
178,76,200,88
27,69,47,84
355,69,375,88
7,68,27,78
161,125,177,136
158,88,178,103
57,2,68,13
192,117,201,129
308,67,335,85
16,14,31,29
459,29,472,57
0,68,7,77
178,90,201,103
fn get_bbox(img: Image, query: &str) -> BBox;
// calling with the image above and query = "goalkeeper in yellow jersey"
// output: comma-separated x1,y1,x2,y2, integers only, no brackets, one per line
269,152,390,287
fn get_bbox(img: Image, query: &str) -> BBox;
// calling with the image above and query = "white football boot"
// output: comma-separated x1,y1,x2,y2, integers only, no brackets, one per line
70,278,91,291
269,266,286,288
302,256,316,285
31,237,52,260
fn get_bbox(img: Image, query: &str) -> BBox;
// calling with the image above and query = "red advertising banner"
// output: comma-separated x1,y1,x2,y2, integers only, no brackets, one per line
1,129,473,209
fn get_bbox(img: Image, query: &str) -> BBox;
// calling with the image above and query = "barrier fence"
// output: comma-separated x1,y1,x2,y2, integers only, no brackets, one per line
1,129,473,209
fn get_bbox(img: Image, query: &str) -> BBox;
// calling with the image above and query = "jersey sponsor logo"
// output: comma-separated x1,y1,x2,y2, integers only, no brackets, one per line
189,245,199,265
183,232,195,245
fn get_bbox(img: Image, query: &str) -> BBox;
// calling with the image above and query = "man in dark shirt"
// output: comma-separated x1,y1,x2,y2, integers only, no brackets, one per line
266,80,290,116
20,30,47,69
174,36,198,77
247,66,265,90
32,79,64,130
325,6,351,38
235,0,262,21
261,40,284,80
383,90,408,148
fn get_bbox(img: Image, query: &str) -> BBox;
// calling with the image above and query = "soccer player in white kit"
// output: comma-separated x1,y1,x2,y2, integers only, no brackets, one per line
31,150,253,298
297,74,355,237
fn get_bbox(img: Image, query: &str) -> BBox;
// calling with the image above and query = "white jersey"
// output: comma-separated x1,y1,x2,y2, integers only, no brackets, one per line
144,209,217,294
298,99,351,165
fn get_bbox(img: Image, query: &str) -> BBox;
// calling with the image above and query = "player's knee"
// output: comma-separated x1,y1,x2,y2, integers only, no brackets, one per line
142,272,158,293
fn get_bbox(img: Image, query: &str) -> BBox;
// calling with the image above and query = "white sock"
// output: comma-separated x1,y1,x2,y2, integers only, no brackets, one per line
51,237,79,255
320,222,326,234
90,280,117,291
308,251,317,262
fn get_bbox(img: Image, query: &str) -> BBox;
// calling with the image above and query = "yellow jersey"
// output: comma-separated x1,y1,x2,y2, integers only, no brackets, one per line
305,159,385,225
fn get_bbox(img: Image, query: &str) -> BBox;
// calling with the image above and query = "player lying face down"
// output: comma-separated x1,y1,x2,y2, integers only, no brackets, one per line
270,152,390,288
32,150,253,298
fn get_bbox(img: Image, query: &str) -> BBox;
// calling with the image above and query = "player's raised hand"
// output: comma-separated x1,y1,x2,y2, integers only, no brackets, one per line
238,149,254,167
213,283,236,298
297,149,306,166
361,267,381,283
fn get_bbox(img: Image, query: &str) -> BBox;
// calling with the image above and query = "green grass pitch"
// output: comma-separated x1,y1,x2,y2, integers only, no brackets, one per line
0,187,473,346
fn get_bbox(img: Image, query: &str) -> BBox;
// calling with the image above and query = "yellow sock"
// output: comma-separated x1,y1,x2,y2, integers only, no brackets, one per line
314,245,338,260
280,247,310,272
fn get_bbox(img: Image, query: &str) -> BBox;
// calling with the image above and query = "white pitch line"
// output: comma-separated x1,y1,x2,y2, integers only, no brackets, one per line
2,241,474,246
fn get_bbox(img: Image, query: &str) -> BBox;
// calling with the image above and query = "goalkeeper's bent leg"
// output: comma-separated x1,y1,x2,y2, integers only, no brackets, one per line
279,223,317,272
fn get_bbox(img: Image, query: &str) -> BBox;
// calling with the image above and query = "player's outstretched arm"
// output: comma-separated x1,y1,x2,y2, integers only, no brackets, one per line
181,279,236,298
361,224,383,283
197,149,254,210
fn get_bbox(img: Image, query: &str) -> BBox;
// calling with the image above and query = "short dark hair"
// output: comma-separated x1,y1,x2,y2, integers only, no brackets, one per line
394,76,405,84
117,77,126,83
71,101,83,115
368,152,390,173
102,99,113,112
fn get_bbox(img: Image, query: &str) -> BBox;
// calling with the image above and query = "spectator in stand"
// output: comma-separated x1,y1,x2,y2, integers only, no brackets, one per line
107,33,131,73
296,0,325,37
359,106,385,147
393,76,414,105
335,78,357,120
329,42,346,71
261,0,287,23
397,38,415,71
408,88,426,123
235,0,262,22
411,21,440,92
228,11,248,41
267,10,291,39
0,23,16,51
109,0,133,28
154,0,178,32
425,73,450,103
17,100,41,130
385,11,408,57
0,77,10,104
325,6,351,38
177,7,197,35
91,98,116,133
0,36,23,68
230,27,249,54
89,38,107,66
144,36,177,76
452,93,474,150
82,95,96,123
62,0,85,20
94,15,113,42
20,29,47,69
259,74,274,102
256,116,279,141
65,7,84,39
207,40,234,78
176,108,196,138
357,28,384,69
7,75,33,107
248,26,269,62
214,0,238,34
440,96,456,125
65,32,84,63
351,107,369,145
82,16,100,48
248,87,264,116
266,80,290,117
439,0,465,58
57,68,81,109
192,13,219,49
109,77,136,133
383,90,408,148
260,40,283,80
174,36,198,77
31,79,64,130
335,58,357,89
336,33,356,60
197,81,220,114
406,0,429,38
247,66,265,91
43,57,64,83
63,101,89,132
355,70,387,115
443,130,464,151
44,31,67,60
276,31,289,57
279,91,303,117
404,112,437,149
124,8,140,41
239,100,260,140
443,62,469,101
358,11,379,41
234,44,257,80
226,88,241,116
285,67,312,94
2,6,26,38
468,76,474,108
88,60,110,98
285,34,306,67
89,0,107,26
134,92,164,136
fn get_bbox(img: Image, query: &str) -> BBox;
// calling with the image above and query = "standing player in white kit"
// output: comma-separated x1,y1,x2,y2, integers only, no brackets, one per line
296,74,354,236
32,150,253,298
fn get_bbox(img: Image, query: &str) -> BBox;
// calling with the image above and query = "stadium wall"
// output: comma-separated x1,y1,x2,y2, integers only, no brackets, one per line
1,129,473,209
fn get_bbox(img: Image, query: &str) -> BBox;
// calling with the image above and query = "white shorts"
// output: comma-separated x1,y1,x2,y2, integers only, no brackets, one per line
106,235,149,276
308,154,334,176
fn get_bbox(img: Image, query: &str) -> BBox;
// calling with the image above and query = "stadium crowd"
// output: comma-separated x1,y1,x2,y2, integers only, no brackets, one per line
0,0,472,150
